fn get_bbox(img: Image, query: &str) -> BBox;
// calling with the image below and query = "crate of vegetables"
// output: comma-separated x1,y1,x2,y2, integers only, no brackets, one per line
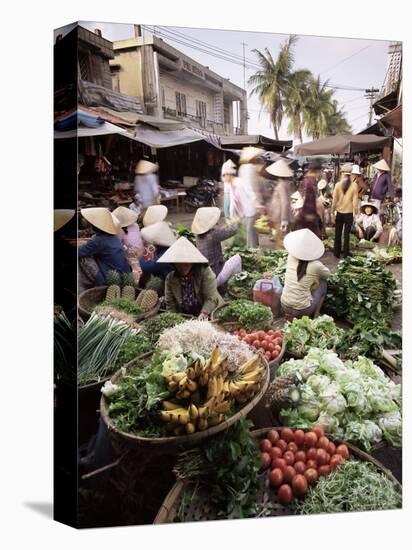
154,424,401,523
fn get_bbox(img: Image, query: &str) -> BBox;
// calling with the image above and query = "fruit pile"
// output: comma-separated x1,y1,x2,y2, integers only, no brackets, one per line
105,270,159,311
233,328,283,363
159,349,266,435
259,427,350,505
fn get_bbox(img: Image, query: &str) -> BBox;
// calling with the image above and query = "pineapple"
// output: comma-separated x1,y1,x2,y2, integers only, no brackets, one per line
136,289,158,312
105,270,121,301
121,272,136,301
145,275,164,294
265,374,301,410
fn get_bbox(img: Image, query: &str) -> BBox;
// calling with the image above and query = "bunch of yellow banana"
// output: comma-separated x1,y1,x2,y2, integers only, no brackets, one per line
254,215,271,234
227,355,265,404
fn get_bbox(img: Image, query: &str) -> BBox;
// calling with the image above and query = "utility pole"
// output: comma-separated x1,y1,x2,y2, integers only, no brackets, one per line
365,87,379,126
241,42,248,134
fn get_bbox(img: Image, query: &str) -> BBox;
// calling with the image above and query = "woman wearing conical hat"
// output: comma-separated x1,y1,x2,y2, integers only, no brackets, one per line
265,158,293,248
281,229,330,319
78,208,131,290
112,206,145,286
354,202,383,242
158,237,224,319
221,159,237,218
133,159,160,209
140,222,177,280
370,159,393,209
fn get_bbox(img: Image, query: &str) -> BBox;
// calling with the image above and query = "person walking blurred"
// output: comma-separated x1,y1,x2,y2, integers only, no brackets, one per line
295,184,323,239
265,159,293,248
332,167,359,258
370,159,393,209
134,159,160,208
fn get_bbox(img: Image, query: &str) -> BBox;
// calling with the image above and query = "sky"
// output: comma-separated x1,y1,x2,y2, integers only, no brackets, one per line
76,21,392,143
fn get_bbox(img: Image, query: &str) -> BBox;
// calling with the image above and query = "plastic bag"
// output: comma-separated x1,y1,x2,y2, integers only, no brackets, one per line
253,274,283,317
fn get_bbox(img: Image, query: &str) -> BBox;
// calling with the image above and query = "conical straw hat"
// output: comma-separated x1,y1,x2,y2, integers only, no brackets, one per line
135,160,158,174
157,236,208,264
360,201,378,214
221,159,236,175
351,164,361,175
373,159,391,172
284,228,325,261
143,204,168,226
191,207,221,235
81,208,118,235
240,146,265,163
140,221,176,248
317,179,327,190
54,209,75,232
341,163,353,174
112,206,138,227
266,158,293,178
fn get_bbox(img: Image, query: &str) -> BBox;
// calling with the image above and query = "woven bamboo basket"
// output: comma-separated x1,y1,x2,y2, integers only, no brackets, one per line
154,427,401,524
78,286,161,322
99,354,270,453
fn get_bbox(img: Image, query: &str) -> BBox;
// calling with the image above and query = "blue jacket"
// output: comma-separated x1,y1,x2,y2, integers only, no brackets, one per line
371,172,393,201
140,246,175,279
78,233,131,285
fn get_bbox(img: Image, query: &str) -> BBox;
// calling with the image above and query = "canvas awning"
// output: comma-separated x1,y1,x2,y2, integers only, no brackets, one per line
54,121,129,139
294,134,390,156
379,104,402,138
129,125,204,148
220,134,293,151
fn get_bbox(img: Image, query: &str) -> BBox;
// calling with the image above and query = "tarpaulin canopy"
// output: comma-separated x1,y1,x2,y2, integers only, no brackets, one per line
129,125,204,148
220,134,293,152
54,121,129,139
294,134,390,156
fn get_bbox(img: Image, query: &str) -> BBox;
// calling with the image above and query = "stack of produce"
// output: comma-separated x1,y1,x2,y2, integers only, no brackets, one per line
135,288,159,312
102,344,266,437
271,348,402,450
233,327,283,363
367,244,402,264
142,312,186,345
144,275,164,294
157,320,255,370
294,459,401,513
105,271,137,301
259,427,350,505
324,256,397,324
215,300,272,331
283,315,344,357
254,215,271,234
114,331,151,368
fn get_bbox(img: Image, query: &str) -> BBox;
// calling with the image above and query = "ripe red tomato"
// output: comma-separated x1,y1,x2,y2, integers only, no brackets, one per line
317,436,330,451
239,329,246,337
272,458,287,471
327,441,336,456
313,426,325,439
294,461,306,475
336,444,350,460
294,430,305,447
271,350,279,359
274,345,282,352
243,336,251,345
318,465,331,477
277,484,294,505
291,474,308,497
273,330,282,339
260,439,272,453
275,439,288,453
304,468,318,485
258,331,266,340
269,468,284,487
274,337,283,346
260,341,268,351
316,448,328,466
267,343,275,352
306,459,317,470
306,447,317,461
269,446,283,460
283,451,295,466
261,452,271,469
264,351,272,362
268,330,275,336
280,428,295,443
234,330,239,336
304,431,318,448
330,454,343,470
324,452,331,464
252,340,260,349
267,429,280,445
294,450,306,463
287,442,298,454
282,465,296,484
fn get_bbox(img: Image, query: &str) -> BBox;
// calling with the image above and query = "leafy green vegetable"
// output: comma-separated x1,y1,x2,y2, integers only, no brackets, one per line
294,459,401,514
217,299,272,330
173,418,261,520
98,298,144,316
142,312,186,345
175,223,195,243
284,315,344,356
114,332,151,368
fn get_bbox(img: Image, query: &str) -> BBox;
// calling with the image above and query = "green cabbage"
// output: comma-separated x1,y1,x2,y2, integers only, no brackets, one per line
378,412,402,447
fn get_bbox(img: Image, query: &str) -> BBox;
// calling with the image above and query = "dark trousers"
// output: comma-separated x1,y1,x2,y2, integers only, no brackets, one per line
334,212,354,258
364,225,377,241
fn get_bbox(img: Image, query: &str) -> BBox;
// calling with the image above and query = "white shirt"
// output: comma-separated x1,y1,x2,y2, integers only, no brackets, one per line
228,176,257,218
355,212,383,238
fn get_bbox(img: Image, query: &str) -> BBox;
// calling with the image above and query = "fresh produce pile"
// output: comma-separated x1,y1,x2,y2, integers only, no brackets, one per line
228,271,264,300
259,427,350,505
254,215,272,234
114,332,151,368
54,311,75,384
294,459,401,514
324,256,396,324
284,315,343,357
232,327,283,363
367,244,402,264
78,313,137,386
157,320,254,370
173,418,261,519
96,298,144,317
272,348,402,450
216,299,273,331
175,223,195,244
102,345,266,437
142,312,187,345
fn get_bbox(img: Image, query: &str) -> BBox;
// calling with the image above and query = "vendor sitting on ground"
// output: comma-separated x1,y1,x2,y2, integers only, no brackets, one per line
142,204,168,227
112,206,144,257
140,221,176,280
157,237,224,320
78,207,131,291
355,202,383,242
281,228,330,319
191,206,240,287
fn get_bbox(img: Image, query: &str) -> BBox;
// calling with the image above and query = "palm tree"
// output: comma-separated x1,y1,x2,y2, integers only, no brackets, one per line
248,35,298,139
325,100,352,135
283,69,312,143
302,76,336,139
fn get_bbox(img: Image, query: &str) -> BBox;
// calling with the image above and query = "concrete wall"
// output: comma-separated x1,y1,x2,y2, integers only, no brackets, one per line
160,71,216,120
112,48,144,99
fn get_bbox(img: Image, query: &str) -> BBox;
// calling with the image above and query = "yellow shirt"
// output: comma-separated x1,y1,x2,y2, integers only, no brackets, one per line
281,255,330,310
332,181,359,215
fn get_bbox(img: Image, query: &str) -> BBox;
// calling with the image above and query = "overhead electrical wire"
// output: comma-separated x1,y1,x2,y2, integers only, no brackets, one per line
319,43,374,76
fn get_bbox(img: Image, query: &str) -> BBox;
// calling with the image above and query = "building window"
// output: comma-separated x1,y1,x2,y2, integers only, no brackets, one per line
175,92,187,116
196,100,207,127
79,50,90,81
